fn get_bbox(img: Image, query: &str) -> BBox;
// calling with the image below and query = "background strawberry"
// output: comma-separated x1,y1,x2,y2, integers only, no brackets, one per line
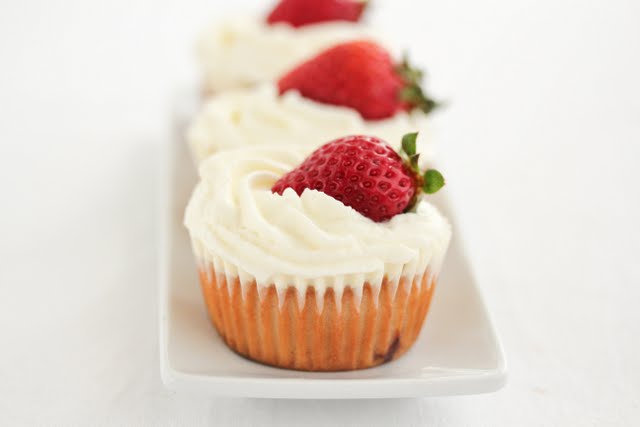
277,41,437,120
271,133,444,222
267,0,367,28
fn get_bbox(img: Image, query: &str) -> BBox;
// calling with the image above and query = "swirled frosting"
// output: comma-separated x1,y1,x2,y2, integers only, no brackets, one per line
188,84,434,164
184,146,451,306
198,16,387,92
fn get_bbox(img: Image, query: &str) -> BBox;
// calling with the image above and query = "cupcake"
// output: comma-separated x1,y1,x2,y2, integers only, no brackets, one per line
198,0,378,93
188,40,439,164
184,134,451,371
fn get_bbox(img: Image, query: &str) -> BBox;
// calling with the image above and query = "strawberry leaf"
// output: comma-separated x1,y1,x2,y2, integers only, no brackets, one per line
401,132,418,157
400,86,438,115
422,169,445,194
397,56,439,115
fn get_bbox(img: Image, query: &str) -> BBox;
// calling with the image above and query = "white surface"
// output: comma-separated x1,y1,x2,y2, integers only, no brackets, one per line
0,0,639,425
161,117,505,398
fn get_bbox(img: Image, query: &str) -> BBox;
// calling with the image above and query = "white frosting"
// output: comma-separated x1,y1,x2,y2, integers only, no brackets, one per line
198,16,387,92
188,84,434,165
184,146,451,308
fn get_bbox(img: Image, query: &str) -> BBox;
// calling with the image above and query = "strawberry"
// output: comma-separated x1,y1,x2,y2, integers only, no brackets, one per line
278,41,437,120
271,133,444,222
267,0,367,28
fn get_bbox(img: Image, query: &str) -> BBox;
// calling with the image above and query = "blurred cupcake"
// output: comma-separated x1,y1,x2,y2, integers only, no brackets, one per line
198,0,379,93
184,134,451,371
189,40,439,164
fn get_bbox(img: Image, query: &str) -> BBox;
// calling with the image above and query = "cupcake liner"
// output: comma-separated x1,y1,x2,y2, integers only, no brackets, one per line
196,257,438,371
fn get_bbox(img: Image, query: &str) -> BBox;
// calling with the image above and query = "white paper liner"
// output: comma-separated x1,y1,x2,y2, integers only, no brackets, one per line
194,249,440,313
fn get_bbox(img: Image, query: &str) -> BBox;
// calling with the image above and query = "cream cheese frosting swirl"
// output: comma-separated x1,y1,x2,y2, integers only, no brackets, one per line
184,146,451,301
198,16,388,92
187,84,434,165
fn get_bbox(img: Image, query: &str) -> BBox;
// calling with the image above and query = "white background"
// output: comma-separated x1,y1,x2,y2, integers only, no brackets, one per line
1,0,639,425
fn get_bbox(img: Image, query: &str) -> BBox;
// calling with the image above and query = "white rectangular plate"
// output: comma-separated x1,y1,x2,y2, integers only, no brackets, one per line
159,99,506,399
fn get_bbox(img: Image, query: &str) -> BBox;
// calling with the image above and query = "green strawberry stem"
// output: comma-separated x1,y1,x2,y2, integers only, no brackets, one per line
397,55,439,115
399,132,445,209
401,132,420,171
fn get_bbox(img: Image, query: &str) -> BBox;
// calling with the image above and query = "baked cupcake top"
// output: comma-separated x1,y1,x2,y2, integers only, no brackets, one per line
197,16,385,93
184,144,451,298
188,84,433,165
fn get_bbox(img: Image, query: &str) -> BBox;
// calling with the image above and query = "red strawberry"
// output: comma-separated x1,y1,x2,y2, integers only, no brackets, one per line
271,133,444,222
278,41,437,120
267,0,367,28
